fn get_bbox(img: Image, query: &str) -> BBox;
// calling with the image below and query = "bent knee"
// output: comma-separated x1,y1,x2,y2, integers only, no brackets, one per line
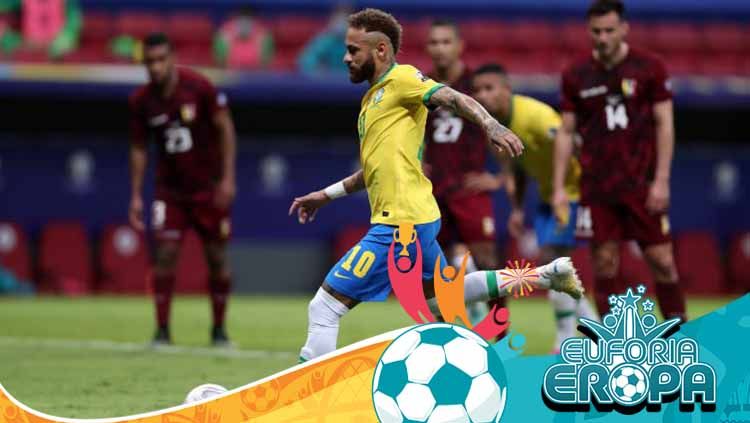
592,245,619,278
644,247,678,282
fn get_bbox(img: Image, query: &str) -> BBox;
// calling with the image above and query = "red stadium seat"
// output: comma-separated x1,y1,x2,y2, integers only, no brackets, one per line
463,49,493,70
701,23,748,55
699,54,744,76
177,44,215,66
727,232,750,293
98,224,150,294
174,229,209,294
460,20,512,50
674,231,724,295
619,241,653,293
503,20,560,53
60,42,112,64
499,51,566,74
665,53,700,76
270,48,298,71
80,12,116,44
400,19,430,51
271,16,324,49
38,222,93,295
167,13,214,45
332,224,370,263
116,12,164,38
652,23,703,55
626,23,654,52
559,20,590,54
0,222,32,282
397,44,431,72
11,49,48,63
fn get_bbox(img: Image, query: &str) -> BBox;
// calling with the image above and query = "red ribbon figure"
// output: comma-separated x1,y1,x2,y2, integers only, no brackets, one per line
386,223,435,324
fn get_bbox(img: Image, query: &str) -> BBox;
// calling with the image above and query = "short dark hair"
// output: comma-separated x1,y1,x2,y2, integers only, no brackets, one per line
348,8,403,54
143,32,171,50
430,18,461,38
473,63,508,78
587,0,626,19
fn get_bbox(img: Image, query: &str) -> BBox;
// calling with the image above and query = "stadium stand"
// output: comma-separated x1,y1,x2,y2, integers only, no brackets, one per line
674,231,725,295
98,224,150,294
2,8,747,76
727,232,750,293
0,222,32,283
332,224,370,265
38,221,93,295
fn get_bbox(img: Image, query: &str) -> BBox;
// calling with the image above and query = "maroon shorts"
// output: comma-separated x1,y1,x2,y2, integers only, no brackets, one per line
577,189,671,247
437,193,496,245
152,190,231,244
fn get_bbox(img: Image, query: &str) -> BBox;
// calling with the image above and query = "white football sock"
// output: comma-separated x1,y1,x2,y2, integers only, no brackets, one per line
549,290,578,350
463,261,558,303
299,287,350,362
463,271,493,302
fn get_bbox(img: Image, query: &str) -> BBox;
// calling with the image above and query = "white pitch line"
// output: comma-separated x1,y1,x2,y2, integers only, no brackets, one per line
0,336,295,360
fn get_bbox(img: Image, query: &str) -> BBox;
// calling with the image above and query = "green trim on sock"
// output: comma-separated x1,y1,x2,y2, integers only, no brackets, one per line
486,271,499,299
554,310,577,320
298,356,308,363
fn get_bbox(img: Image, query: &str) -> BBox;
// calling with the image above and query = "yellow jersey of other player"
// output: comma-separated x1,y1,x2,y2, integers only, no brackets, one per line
358,63,445,225
507,94,581,203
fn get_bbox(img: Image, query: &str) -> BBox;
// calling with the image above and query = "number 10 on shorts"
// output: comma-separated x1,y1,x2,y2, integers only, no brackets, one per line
342,245,376,278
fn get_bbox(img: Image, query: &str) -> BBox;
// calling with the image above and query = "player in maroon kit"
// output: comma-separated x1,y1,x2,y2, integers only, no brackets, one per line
129,33,238,346
552,0,686,320
423,20,505,322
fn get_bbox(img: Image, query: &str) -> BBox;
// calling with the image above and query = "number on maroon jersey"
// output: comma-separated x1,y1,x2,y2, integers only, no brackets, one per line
152,200,166,229
432,114,464,144
605,103,629,131
164,127,194,154
576,205,593,237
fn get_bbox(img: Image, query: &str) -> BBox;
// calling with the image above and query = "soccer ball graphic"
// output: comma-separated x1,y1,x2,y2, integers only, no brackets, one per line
608,364,648,405
372,323,507,423
184,383,228,404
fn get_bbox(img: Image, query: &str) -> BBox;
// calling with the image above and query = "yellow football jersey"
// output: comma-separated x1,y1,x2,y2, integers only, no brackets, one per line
507,94,581,203
358,63,444,225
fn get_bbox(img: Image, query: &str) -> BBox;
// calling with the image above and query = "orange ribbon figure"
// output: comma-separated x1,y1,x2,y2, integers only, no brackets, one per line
433,253,472,327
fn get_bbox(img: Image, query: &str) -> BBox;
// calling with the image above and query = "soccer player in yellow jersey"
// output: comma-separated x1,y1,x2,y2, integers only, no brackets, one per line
289,9,584,362
471,63,599,352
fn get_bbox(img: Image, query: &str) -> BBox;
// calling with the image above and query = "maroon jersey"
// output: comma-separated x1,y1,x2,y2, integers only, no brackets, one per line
560,47,672,202
130,67,227,197
424,68,487,197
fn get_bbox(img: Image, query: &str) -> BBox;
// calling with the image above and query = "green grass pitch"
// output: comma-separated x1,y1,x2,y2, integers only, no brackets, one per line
0,295,733,418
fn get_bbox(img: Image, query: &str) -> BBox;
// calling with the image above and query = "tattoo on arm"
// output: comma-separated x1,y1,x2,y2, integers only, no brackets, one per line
430,86,507,135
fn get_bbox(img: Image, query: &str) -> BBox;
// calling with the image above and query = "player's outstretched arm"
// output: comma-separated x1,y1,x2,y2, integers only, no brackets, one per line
129,143,147,231
647,99,674,213
428,86,524,157
551,112,576,224
288,170,365,224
